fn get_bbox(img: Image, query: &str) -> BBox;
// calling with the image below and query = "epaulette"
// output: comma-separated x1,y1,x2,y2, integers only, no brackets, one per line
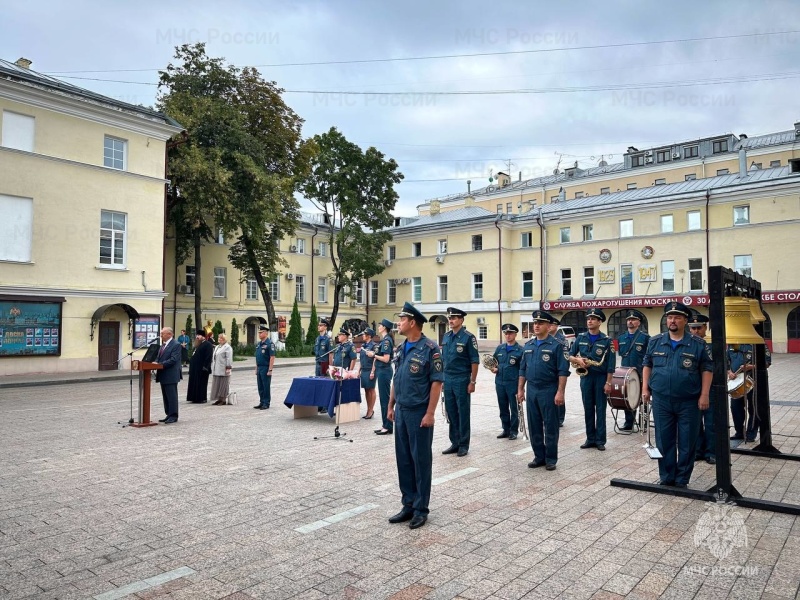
424,339,437,350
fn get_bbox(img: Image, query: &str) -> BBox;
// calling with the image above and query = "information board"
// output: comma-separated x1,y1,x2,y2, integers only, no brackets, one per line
0,298,63,357
133,315,161,349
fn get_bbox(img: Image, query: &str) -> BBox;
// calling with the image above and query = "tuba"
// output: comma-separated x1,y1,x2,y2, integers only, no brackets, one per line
570,347,608,377
482,353,499,370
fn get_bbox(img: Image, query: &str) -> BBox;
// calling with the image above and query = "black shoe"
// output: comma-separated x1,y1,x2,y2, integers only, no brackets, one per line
509,433,518,440
706,456,716,464
163,418,177,424
620,424,633,431
497,432,510,439
580,442,597,449
730,433,744,441
746,436,757,443
694,455,703,462
388,510,414,524
674,483,688,489
409,515,427,529
597,445,606,451
375,429,392,435
158,418,168,423
442,445,458,455
457,448,468,457
659,480,675,486
253,405,263,409
546,464,556,471
559,422,564,428
528,461,545,468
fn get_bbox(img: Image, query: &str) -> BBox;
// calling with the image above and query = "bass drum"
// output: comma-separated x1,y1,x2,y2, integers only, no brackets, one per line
727,373,754,399
607,367,641,411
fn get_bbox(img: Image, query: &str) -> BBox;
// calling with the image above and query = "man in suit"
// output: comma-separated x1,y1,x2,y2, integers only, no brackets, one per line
155,327,182,424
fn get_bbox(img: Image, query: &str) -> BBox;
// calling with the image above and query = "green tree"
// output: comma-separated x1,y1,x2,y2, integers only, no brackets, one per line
230,318,239,349
212,319,224,343
286,298,303,353
306,304,319,346
184,314,193,359
299,127,402,329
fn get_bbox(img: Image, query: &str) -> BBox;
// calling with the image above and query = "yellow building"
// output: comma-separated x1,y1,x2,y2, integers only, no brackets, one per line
0,58,183,375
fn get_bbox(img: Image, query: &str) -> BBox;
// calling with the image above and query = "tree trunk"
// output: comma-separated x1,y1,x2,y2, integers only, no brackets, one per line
330,284,342,331
241,234,277,329
194,231,202,333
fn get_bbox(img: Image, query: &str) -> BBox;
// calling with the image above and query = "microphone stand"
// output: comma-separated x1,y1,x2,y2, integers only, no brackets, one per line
314,340,354,442
116,343,152,428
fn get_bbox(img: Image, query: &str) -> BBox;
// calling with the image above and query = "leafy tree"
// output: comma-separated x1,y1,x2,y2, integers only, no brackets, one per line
212,319,224,343
184,314,193,359
230,318,239,348
306,304,319,346
286,298,303,353
299,127,402,329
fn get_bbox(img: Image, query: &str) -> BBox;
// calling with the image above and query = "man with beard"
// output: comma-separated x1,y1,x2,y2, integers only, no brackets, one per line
186,330,213,403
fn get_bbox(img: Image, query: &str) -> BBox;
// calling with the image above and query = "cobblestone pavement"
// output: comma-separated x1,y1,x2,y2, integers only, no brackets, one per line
2,356,800,599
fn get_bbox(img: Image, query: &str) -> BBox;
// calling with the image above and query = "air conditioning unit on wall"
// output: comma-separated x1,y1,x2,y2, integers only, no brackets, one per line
177,285,189,294
286,273,294,280
436,256,445,264
385,259,393,266
477,317,486,325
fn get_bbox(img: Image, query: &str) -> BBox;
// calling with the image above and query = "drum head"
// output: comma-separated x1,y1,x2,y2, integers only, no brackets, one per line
727,373,745,393
626,369,641,410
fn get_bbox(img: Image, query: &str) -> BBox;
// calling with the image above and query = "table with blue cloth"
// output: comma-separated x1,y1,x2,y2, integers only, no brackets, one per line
284,377,361,418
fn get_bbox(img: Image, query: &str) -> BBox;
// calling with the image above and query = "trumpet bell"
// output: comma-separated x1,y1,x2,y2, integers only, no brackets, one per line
724,296,765,344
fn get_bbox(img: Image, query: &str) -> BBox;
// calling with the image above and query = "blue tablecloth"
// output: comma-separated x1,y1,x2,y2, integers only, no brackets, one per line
284,377,361,417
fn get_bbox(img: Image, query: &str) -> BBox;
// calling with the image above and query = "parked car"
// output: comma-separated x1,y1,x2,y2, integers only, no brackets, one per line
557,325,576,349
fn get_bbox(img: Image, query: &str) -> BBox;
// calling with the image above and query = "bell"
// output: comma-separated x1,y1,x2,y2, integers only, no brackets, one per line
749,298,767,324
724,297,765,344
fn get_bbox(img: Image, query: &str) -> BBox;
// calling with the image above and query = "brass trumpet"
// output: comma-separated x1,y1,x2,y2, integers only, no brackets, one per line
569,348,608,377
482,353,499,370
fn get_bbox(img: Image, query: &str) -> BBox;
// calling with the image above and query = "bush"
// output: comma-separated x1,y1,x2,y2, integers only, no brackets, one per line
306,304,319,346
285,298,304,353
230,318,239,347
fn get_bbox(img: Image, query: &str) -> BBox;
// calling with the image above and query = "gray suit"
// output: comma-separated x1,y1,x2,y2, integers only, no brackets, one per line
155,339,182,421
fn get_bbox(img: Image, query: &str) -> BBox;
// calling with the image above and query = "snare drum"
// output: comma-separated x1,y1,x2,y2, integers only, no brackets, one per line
607,367,641,411
727,373,754,399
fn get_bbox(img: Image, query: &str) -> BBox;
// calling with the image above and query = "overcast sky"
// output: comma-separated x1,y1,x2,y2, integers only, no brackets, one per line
3,0,799,215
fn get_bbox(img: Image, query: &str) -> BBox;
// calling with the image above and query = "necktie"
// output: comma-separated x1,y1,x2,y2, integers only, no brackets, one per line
159,341,167,358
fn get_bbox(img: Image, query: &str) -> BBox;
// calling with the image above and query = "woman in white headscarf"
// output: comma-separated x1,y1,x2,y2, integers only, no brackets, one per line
210,333,233,405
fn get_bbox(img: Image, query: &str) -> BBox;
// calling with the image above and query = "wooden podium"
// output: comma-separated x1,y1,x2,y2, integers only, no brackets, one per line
131,360,163,427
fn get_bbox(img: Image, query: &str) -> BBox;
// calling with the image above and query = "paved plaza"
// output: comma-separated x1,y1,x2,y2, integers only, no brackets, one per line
2,355,800,599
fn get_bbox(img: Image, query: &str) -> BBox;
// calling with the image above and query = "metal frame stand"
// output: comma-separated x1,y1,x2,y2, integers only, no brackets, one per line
314,378,354,442
611,266,800,515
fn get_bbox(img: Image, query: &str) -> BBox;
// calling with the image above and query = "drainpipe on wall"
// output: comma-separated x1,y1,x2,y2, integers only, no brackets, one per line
705,190,711,291
536,207,546,302
311,225,318,314
494,215,502,341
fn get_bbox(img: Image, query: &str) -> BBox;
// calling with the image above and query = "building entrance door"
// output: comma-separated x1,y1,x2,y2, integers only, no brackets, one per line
788,307,800,353
98,321,119,370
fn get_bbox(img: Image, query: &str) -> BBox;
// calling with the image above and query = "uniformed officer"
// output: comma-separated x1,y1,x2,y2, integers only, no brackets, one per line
617,309,650,432
387,302,444,529
688,314,715,463
569,308,616,451
368,319,395,435
517,311,570,470
548,318,570,427
441,307,480,457
491,324,524,440
331,327,357,372
642,302,713,488
313,318,332,376
728,342,771,442
357,328,377,419
254,324,275,409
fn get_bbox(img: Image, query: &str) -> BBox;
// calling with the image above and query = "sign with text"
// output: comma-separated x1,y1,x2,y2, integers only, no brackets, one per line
620,264,634,296
134,315,161,348
542,294,711,311
638,264,657,282
598,268,615,284
0,298,63,357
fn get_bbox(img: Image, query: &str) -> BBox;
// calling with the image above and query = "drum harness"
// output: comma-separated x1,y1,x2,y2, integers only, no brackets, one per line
612,330,645,435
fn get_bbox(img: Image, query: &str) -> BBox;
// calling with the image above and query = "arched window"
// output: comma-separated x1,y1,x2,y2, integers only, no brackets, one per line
788,307,800,353
560,311,587,335
608,310,649,339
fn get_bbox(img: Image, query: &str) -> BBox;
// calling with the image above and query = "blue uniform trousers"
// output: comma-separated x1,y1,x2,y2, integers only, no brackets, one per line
394,405,434,516
256,367,272,407
557,401,566,426
377,369,393,432
444,376,471,450
496,381,519,434
730,391,759,439
696,400,715,459
580,373,607,445
527,383,560,466
653,395,701,485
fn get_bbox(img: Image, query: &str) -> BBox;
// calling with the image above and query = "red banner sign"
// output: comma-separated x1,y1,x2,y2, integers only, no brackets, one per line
761,291,800,303
542,295,710,311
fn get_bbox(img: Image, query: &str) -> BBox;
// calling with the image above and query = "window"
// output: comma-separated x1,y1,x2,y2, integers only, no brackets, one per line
631,154,645,167
561,269,572,296
582,224,593,241
600,187,610,195
685,173,697,181
355,280,365,304
478,325,488,340
506,202,512,214
295,238,306,254
496,204,503,214
752,162,762,170
438,239,447,254
716,168,729,176
770,160,781,168
687,210,701,231
712,139,728,153
689,258,703,292
656,149,670,162
370,280,378,305
619,219,633,238
99,210,126,267
661,214,673,233
0,194,33,262
620,264,634,296
626,183,637,190
338,286,347,303
318,277,327,303
550,195,559,203
438,276,448,302
213,267,227,298
269,275,280,300
522,271,533,298
574,191,584,199
185,265,196,295
413,277,422,302
662,260,675,293
103,135,126,170
472,273,483,300
295,275,306,302
520,232,532,248
560,227,571,244
216,228,225,244
387,279,397,304
733,205,750,226
654,178,666,185
246,279,258,300
2,111,35,152
274,239,281,250
684,145,699,158
584,267,595,296
472,235,483,251
317,241,327,257
734,255,752,278
388,245,396,260
412,242,421,257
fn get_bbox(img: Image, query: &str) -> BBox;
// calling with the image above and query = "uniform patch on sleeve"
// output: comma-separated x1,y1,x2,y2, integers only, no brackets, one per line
472,337,478,349
433,356,443,372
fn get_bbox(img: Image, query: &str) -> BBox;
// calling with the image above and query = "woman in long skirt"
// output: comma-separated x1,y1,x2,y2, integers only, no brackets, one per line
210,333,233,405
357,328,377,419
368,320,395,435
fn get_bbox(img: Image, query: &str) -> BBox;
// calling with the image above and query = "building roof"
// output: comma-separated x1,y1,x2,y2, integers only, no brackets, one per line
0,58,182,129
392,206,496,231
736,130,797,151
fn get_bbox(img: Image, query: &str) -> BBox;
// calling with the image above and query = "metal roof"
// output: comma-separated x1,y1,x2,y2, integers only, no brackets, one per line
393,206,495,231
735,130,797,151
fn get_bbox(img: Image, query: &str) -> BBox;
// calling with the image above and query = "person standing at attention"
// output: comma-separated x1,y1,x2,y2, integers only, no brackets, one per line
441,307,479,457
254,324,275,410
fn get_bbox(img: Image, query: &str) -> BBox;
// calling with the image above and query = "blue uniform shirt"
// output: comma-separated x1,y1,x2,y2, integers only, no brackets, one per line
492,342,524,384
374,335,394,371
442,328,480,377
570,331,616,374
332,341,357,368
255,338,275,367
643,332,713,400
358,341,375,370
314,333,332,363
520,335,571,386
392,335,444,409
727,344,771,372
618,329,650,370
